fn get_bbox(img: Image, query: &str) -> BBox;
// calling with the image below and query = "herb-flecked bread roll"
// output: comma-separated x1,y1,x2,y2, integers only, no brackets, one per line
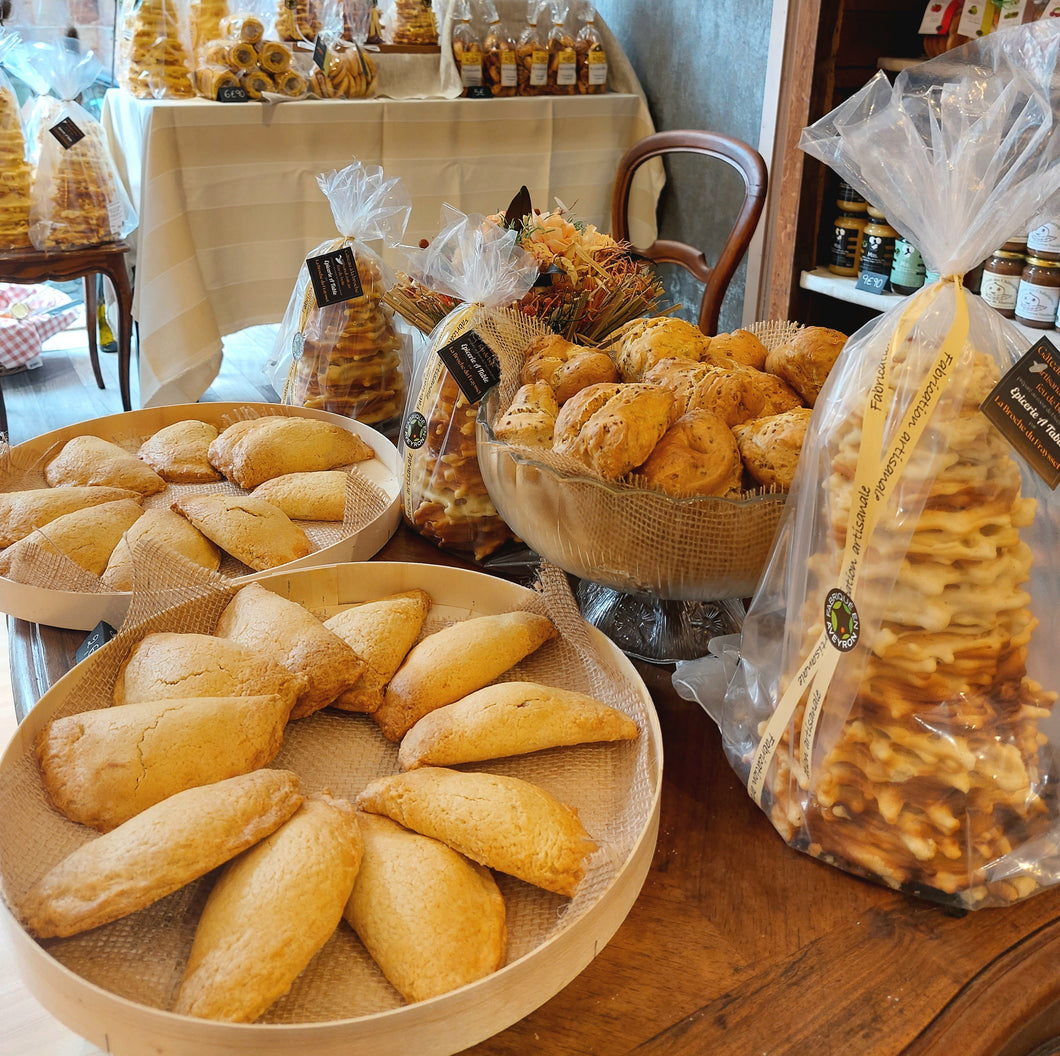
732,406,813,491
357,767,597,897
20,769,304,939
398,680,638,770
764,325,847,407
44,434,167,495
343,811,506,1003
214,582,366,719
633,410,744,497
207,415,374,489
174,792,363,1023
373,610,557,741
36,692,294,832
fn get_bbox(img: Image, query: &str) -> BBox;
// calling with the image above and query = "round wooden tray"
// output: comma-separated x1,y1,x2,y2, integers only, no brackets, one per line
0,561,662,1055
0,403,402,630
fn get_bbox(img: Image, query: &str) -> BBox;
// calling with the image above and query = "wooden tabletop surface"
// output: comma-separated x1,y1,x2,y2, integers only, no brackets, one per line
7,526,1060,1056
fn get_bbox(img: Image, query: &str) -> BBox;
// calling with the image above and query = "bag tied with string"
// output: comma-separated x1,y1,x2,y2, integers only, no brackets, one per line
267,160,411,428
718,21,1060,908
397,206,539,561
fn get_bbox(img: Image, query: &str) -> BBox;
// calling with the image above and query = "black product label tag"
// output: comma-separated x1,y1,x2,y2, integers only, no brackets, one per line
306,246,363,306
980,335,1060,489
217,85,248,102
49,117,85,149
75,620,117,664
314,35,328,69
466,85,493,99
854,270,889,295
436,330,500,404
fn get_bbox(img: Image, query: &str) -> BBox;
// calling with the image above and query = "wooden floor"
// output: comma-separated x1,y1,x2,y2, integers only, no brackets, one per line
0,311,280,446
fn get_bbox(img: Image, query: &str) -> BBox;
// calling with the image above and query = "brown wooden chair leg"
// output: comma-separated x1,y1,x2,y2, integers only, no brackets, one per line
83,274,105,390
107,258,134,411
0,375,7,439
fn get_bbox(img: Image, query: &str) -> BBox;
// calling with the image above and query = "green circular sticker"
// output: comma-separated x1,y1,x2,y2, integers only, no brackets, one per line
403,411,427,449
824,588,860,652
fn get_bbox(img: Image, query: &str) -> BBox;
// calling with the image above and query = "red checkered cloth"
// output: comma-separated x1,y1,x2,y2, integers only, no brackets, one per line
0,283,82,371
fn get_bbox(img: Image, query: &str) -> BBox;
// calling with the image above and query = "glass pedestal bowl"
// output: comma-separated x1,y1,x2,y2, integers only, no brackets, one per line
476,389,789,663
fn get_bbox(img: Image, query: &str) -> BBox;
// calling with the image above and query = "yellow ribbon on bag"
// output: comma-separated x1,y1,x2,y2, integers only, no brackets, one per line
747,277,971,807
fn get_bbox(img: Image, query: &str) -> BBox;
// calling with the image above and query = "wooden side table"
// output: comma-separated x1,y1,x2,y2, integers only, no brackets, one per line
0,241,135,430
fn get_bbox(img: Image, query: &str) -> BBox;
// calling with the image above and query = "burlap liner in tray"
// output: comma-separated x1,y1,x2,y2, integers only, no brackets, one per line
0,557,660,1025
474,309,796,601
0,404,395,598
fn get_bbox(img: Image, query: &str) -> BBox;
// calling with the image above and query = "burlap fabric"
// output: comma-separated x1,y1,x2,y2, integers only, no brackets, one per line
474,307,794,600
0,557,659,1024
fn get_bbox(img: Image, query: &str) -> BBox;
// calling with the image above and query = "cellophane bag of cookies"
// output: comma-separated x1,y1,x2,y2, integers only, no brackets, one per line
717,21,1060,909
397,206,539,561
267,160,411,428
116,0,196,98
25,45,138,251
0,32,32,250
382,0,438,45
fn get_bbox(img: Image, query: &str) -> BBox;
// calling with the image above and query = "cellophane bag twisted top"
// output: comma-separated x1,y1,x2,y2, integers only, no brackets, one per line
719,21,1060,908
267,160,412,428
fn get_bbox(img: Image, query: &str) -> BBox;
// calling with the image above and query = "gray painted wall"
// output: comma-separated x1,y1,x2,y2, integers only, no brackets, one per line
595,0,774,333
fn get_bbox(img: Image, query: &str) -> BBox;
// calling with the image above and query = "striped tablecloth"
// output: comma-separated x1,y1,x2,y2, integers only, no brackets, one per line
101,90,663,408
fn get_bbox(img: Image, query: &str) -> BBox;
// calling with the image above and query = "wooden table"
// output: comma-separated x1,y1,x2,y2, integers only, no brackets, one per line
8,525,1060,1056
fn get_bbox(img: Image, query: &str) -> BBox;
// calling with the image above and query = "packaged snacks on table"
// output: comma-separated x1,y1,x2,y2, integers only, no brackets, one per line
117,0,196,98
0,32,31,250
451,0,484,96
190,0,230,54
575,1,607,93
23,46,138,251
719,22,1060,909
307,37,377,98
383,0,438,45
545,0,576,95
516,0,548,95
482,1,518,97
267,161,411,428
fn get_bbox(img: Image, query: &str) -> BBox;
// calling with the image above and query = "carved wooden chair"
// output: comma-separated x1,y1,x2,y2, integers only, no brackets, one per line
611,129,769,336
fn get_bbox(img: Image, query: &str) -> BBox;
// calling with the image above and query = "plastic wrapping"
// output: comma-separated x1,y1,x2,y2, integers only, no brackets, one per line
516,0,548,95
307,35,377,97
398,207,539,561
0,32,32,250
574,0,606,94
117,0,196,98
267,161,411,427
382,0,439,45
545,0,576,95
716,22,1060,908
24,44,138,251
451,0,484,95
189,0,232,55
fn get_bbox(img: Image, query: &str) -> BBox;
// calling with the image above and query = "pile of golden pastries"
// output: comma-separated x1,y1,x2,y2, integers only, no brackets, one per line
17,580,639,1020
494,317,848,497
0,414,376,589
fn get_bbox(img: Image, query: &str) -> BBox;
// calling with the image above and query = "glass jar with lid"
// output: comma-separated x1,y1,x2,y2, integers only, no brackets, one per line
1014,255,1060,330
981,240,1026,318
858,206,898,286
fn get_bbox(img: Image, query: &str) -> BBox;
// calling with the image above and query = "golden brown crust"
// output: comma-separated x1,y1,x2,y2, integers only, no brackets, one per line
374,610,557,741
100,507,221,590
607,316,711,381
174,793,363,1023
356,767,597,897
705,328,769,370
36,693,294,832
552,382,675,480
732,406,813,491
493,381,559,448
207,415,374,489
323,589,432,714
250,470,350,521
343,811,506,1003
137,419,223,483
0,486,142,548
398,680,638,769
634,410,743,497
20,770,304,939
170,493,312,571
764,326,847,407
45,435,168,495
213,582,366,718
520,332,619,403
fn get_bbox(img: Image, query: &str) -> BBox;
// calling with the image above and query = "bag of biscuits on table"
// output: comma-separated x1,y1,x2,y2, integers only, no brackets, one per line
267,159,411,429
21,44,137,251
394,206,539,561
718,21,1060,909
0,31,32,250
116,0,196,98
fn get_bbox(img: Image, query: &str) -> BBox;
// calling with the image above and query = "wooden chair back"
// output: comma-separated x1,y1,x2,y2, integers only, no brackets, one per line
611,129,768,335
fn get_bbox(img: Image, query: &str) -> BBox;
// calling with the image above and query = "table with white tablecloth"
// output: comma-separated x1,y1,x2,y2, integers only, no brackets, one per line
100,90,663,408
